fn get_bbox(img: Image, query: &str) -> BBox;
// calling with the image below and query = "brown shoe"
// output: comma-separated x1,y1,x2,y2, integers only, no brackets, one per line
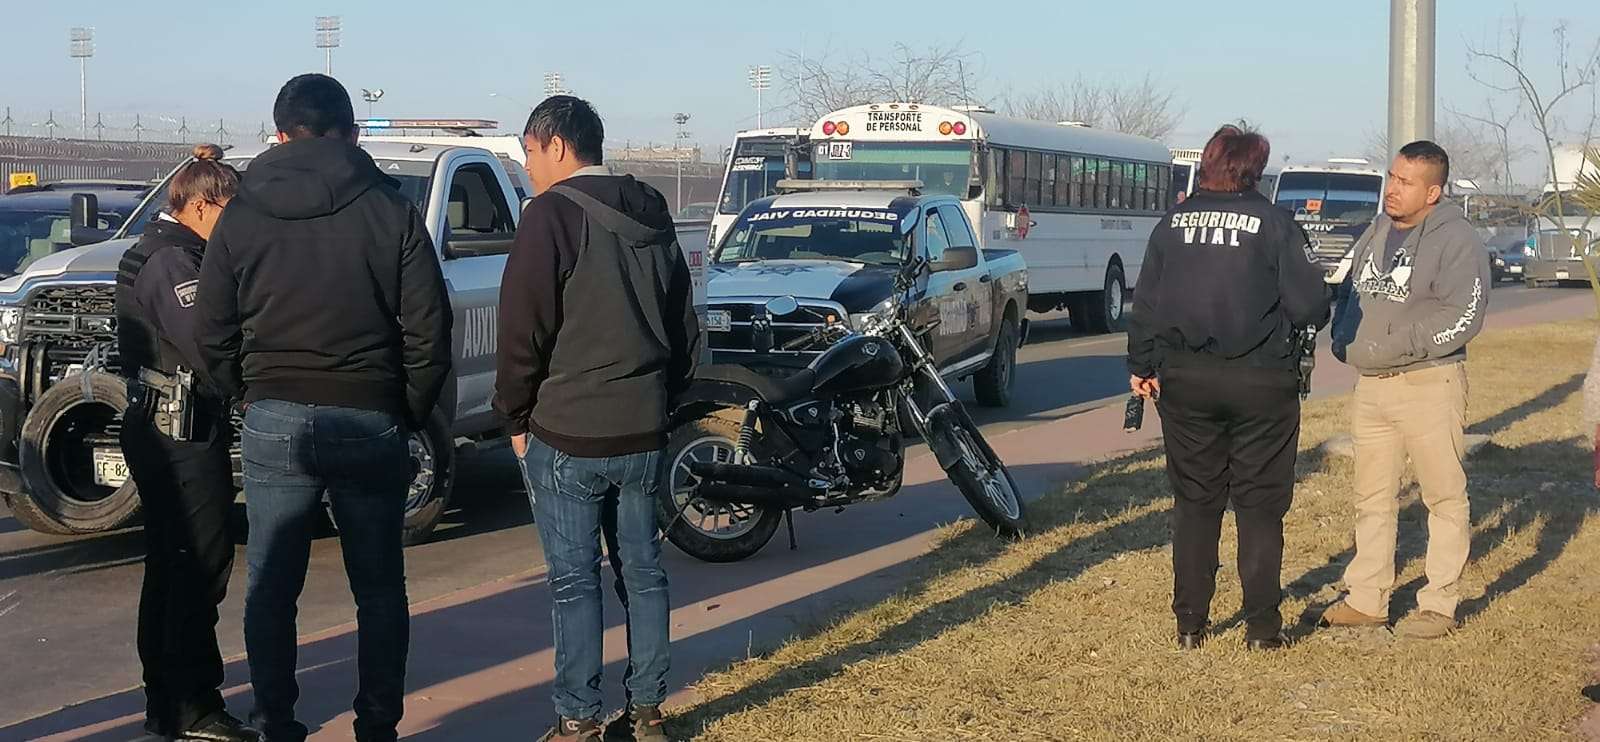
605,705,669,742
1319,600,1388,628
1396,610,1457,639
540,717,601,742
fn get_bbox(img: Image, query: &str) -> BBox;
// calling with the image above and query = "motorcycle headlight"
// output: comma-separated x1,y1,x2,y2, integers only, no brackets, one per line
850,298,896,333
0,306,21,346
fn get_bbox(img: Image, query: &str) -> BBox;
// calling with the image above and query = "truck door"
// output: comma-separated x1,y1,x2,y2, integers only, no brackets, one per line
434,156,517,431
938,205,993,359
920,207,981,370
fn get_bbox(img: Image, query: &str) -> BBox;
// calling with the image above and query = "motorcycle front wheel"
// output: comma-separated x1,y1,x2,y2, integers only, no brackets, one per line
931,409,1026,537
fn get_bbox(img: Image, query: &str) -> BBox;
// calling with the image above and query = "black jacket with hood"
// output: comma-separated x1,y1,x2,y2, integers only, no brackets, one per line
494,171,703,457
194,137,453,429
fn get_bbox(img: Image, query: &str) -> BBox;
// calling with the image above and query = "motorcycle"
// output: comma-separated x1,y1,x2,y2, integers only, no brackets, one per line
658,257,1026,563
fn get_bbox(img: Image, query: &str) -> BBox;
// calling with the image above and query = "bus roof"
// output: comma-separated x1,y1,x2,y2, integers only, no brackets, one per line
734,127,809,139
810,103,1170,163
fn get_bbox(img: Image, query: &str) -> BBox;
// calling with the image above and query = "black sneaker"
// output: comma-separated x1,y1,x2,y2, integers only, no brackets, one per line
174,712,261,742
604,705,669,741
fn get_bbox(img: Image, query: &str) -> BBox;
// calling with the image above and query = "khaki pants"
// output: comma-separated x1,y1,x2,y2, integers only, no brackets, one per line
1345,363,1471,619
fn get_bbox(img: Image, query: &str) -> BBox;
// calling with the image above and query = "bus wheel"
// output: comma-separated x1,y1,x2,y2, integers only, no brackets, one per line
1087,263,1128,334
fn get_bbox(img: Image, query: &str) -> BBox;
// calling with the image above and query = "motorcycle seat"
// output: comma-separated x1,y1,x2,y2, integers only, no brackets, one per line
695,365,817,406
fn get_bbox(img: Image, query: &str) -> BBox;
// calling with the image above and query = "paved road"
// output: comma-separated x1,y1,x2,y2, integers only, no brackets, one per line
0,281,1581,731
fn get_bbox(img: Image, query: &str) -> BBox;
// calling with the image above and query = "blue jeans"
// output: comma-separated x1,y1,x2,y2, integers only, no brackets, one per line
241,400,412,742
519,436,671,721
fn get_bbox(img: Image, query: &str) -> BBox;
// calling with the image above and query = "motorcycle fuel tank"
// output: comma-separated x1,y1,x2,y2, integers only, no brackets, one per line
807,334,905,397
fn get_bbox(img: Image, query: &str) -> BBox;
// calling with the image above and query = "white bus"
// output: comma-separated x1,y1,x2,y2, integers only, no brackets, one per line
1170,146,1277,201
711,128,811,249
805,103,1172,333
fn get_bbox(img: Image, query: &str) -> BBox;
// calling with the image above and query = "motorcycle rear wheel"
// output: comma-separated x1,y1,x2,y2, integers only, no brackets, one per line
656,413,784,563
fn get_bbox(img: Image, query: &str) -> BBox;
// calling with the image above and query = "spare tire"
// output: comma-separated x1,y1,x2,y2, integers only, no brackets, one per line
10,372,141,535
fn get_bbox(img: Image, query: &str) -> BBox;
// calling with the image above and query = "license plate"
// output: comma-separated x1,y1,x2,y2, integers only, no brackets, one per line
823,141,853,160
1557,269,1570,279
705,310,731,332
1509,265,1522,273
93,449,128,487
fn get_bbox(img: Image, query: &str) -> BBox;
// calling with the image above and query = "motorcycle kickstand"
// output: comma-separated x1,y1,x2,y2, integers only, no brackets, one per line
784,507,798,550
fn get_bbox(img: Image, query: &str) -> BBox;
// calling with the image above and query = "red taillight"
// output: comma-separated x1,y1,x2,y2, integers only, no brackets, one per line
952,121,967,135
822,121,837,135
835,121,850,135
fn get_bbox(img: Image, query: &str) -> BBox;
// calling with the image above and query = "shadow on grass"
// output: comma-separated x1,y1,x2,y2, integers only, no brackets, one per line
680,371,1598,735
675,449,1172,736
1267,373,1596,633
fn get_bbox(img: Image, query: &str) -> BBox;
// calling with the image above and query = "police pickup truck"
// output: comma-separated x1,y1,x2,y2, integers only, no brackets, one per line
0,141,709,543
706,180,1028,406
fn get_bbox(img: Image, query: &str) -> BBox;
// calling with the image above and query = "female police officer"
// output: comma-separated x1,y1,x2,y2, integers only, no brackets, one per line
117,144,259,741
1126,126,1331,651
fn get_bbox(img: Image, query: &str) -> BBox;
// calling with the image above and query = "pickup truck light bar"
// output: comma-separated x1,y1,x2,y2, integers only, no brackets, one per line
774,179,923,195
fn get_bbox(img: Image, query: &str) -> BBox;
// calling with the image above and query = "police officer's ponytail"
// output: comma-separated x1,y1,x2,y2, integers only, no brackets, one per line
167,143,241,214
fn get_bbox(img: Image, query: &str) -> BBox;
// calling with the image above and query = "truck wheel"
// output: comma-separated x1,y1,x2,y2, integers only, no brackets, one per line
656,413,782,563
401,408,455,546
974,318,1018,408
1087,263,1128,334
10,372,140,535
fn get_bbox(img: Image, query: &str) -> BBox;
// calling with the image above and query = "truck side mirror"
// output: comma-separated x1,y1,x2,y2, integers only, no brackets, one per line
967,184,983,201
71,193,100,230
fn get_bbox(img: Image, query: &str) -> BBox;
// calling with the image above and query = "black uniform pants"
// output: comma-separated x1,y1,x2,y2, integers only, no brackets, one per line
1156,365,1300,640
122,403,236,730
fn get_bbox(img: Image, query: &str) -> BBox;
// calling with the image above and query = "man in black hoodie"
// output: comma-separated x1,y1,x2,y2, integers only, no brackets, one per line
194,74,452,742
494,96,699,742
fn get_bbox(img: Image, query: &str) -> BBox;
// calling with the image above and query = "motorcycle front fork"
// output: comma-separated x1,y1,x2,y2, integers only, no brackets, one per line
895,323,960,439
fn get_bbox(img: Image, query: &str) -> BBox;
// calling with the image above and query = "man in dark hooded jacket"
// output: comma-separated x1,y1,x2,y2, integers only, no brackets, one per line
194,74,451,742
494,95,699,742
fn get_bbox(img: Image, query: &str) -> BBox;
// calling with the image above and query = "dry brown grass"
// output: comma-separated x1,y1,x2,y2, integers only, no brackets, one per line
672,320,1600,741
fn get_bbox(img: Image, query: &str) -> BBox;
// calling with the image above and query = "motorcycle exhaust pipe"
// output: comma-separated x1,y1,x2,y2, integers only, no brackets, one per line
688,461,809,489
695,482,810,508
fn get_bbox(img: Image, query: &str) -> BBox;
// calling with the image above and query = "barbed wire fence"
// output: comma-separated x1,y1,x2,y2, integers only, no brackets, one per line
0,106,271,146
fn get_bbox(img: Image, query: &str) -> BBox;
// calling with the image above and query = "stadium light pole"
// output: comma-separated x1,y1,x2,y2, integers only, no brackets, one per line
748,65,771,129
544,72,568,98
315,16,341,76
69,28,94,139
674,113,692,214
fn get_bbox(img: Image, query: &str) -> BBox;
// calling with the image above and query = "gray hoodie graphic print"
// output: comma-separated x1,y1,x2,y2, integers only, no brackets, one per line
1331,202,1490,374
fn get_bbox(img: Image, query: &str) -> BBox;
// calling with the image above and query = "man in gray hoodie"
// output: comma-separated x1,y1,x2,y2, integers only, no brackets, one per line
1321,141,1488,639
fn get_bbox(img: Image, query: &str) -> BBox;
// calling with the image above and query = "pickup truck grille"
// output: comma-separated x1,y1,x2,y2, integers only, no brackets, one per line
20,285,121,396
708,299,847,367
23,286,118,342
1308,232,1356,265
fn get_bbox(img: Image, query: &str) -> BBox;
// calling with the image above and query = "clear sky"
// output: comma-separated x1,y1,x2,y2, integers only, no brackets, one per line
6,0,1597,178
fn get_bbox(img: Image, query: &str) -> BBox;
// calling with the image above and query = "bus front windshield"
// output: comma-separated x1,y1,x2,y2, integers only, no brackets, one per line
812,142,972,198
720,156,809,215
1275,172,1383,223
718,208,911,266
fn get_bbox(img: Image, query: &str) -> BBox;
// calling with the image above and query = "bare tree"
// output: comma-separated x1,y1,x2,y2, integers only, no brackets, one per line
776,43,979,124
1002,75,1185,139
1466,12,1600,230
1446,96,1526,192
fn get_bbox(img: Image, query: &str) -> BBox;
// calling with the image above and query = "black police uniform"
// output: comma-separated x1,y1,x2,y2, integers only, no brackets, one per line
115,215,237,733
1127,188,1331,642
